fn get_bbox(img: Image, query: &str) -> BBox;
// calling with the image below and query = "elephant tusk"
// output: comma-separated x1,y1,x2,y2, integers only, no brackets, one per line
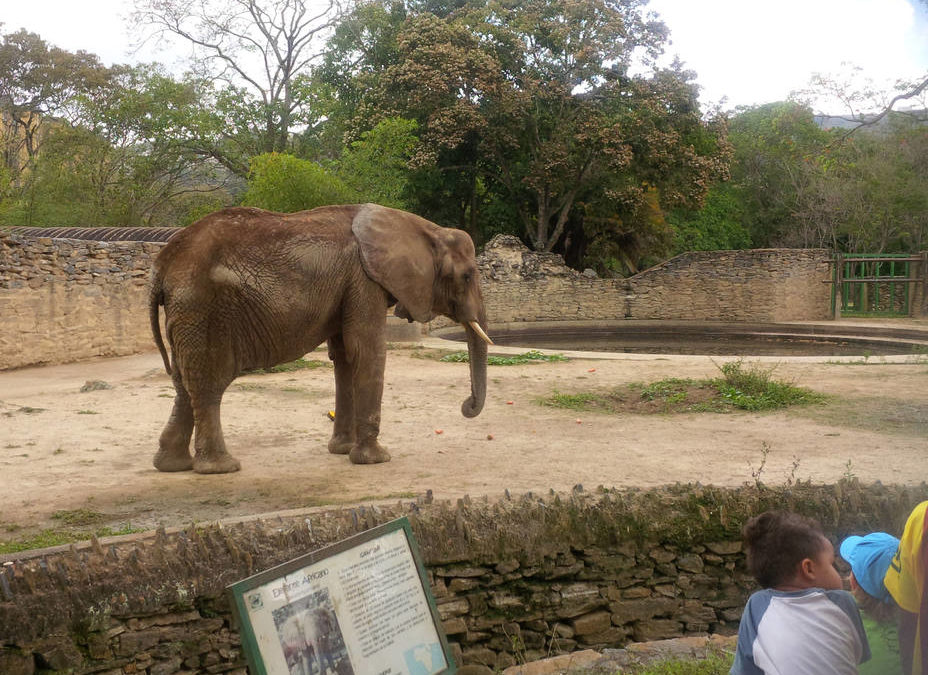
467,321,494,345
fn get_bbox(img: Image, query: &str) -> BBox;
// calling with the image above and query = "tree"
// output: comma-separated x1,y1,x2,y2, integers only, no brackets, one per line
131,0,348,173
336,117,419,208
0,29,107,179
723,102,831,248
1,64,235,228
326,0,728,266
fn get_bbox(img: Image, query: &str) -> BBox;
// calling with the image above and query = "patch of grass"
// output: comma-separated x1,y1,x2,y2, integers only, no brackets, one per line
247,358,331,374
540,391,603,411
539,361,824,415
712,360,825,411
638,378,696,403
621,651,733,674
0,523,144,554
51,509,104,526
77,409,99,415
441,350,569,365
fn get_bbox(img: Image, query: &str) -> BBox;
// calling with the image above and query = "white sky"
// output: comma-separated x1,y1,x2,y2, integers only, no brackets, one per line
2,0,928,113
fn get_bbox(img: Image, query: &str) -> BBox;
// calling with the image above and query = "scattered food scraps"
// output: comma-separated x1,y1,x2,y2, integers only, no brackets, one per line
587,368,596,373
487,434,494,440
435,429,443,434
506,401,514,405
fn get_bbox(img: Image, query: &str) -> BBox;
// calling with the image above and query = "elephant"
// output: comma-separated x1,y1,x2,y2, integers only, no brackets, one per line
280,609,337,675
149,203,491,474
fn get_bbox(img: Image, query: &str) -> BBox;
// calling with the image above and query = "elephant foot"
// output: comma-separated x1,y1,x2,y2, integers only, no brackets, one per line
193,453,242,474
153,449,194,472
349,442,391,465
327,434,354,455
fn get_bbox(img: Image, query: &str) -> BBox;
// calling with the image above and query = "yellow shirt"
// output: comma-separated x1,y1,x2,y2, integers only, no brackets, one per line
884,500,928,674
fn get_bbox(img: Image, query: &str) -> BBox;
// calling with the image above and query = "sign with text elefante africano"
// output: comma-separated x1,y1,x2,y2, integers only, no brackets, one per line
228,517,455,675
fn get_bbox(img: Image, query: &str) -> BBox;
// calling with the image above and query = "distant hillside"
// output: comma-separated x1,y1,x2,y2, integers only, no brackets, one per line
814,109,928,131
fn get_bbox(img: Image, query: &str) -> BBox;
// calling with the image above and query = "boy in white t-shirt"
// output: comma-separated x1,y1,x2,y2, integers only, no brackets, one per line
731,511,871,675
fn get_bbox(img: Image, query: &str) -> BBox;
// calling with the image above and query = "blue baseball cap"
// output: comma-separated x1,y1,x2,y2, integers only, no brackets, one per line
840,532,900,604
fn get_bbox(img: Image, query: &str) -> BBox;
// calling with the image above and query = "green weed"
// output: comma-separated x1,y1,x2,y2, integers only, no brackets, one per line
0,523,143,554
441,350,568,365
540,391,603,411
51,509,104,526
247,358,331,374
711,360,825,411
539,361,824,415
621,651,734,674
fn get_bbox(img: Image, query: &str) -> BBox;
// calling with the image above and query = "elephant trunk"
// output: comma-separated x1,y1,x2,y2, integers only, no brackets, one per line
461,310,488,418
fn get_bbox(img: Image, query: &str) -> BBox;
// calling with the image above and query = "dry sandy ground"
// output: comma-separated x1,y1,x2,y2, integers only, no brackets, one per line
1,337,927,542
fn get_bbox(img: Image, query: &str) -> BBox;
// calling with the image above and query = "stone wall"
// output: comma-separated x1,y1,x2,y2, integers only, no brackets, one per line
0,232,164,370
1,482,927,674
474,236,834,325
3,229,923,370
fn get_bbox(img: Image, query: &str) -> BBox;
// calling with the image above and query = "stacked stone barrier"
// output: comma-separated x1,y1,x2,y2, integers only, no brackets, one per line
2,481,926,674
1,228,865,370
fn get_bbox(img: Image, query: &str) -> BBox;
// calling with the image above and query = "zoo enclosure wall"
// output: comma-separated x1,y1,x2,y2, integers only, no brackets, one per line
1,482,926,674
2,229,925,370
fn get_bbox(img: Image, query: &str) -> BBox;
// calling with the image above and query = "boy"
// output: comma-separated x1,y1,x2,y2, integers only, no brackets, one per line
731,511,871,675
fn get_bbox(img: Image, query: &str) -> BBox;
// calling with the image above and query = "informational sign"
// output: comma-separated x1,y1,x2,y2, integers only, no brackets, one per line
228,517,456,675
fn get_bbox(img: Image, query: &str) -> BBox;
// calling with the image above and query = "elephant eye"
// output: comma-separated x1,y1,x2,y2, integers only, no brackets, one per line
463,273,471,283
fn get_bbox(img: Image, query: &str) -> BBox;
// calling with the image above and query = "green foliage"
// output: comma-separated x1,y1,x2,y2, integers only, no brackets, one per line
724,101,832,248
241,153,360,212
0,523,143,554
669,184,752,254
712,360,826,411
638,378,695,403
621,652,734,675
539,361,824,414
336,117,419,208
440,350,568,365
51,509,104,526
245,358,332,375
541,391,602,410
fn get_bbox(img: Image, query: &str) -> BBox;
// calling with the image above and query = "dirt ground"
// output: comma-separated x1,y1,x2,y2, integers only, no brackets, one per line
1,336,927,544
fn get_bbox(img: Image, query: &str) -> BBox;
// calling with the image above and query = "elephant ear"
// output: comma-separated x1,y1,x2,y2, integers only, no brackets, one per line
352,204,438,323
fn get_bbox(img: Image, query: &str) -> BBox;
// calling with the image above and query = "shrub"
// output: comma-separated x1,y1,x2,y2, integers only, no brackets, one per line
242,152,359,212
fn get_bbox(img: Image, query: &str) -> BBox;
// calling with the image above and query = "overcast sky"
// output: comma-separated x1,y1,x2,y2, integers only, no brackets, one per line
3,0,928,113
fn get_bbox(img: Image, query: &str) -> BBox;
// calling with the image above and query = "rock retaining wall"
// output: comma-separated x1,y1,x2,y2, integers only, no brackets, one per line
1,482,926,674
0,233,162,370
3,229,924,370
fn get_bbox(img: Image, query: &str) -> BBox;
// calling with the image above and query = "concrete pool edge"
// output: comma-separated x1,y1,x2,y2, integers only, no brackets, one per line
426,319,928,363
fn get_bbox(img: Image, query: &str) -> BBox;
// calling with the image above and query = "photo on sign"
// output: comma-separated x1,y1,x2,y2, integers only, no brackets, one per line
272,588,354,675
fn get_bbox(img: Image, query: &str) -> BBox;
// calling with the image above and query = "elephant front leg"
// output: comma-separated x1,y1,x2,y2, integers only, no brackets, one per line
326,335,355,456
348,334,390,465
190,392,242,474
154,373,194,472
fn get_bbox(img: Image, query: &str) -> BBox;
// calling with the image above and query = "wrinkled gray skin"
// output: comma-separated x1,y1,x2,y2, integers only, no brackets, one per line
149,203,489,474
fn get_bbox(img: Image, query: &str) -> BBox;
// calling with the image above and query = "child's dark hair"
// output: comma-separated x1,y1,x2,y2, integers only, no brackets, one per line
742,511,827,587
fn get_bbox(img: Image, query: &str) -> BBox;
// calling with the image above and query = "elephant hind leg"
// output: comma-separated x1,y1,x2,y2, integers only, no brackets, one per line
327,335,355,456
154,370,195,472
190,391,241,474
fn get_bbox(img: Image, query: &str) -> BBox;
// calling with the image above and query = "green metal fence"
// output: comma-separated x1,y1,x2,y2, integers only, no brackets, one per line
831,254,922,318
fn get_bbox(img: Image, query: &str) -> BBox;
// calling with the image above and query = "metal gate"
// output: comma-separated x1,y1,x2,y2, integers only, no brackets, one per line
831,253,922,318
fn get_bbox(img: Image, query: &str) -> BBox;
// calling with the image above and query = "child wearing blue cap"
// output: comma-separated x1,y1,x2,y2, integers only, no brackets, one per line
841,501,928,675
731,511,870,675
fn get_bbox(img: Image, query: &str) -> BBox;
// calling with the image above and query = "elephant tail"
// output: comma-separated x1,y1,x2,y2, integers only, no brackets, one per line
149,274,172,376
